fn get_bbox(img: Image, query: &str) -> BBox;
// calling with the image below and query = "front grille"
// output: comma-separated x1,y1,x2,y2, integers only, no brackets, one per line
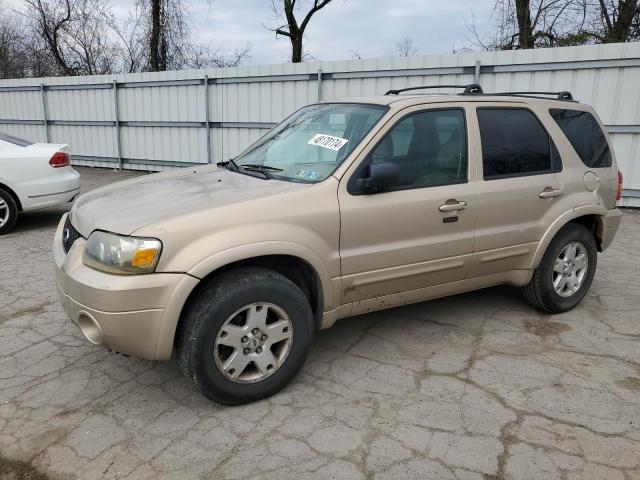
62,216,83,254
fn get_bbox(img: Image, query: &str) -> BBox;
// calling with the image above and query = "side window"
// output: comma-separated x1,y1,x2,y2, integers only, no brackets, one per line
365,109,467,190
477,108,561,180
386,116,414,157
549,109,612,168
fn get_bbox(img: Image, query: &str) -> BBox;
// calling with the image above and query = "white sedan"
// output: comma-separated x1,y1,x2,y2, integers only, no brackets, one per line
0,133,80,234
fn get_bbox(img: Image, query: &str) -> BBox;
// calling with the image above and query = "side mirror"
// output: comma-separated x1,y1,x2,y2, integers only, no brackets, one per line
354,163,400,194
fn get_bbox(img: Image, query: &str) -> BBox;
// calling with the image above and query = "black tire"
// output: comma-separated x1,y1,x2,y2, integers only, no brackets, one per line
0,188,18,235
175,267,314,405
522,223,597,313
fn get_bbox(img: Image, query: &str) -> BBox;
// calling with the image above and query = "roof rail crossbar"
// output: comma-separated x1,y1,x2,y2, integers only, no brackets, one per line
490,91,574,101
385,84,483,96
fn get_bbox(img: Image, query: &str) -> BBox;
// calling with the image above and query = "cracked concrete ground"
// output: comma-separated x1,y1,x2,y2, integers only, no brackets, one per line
1,166,639,480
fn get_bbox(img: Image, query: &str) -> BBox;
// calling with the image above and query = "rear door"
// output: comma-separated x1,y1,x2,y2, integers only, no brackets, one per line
338,103,478,309
469,103,568,277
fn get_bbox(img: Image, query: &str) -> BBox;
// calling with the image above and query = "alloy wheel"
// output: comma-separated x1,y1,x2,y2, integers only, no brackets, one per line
552,241,589,297
214,302,294,383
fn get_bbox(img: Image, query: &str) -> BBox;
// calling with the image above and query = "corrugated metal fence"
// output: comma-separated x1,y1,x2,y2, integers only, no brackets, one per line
0,42,639,205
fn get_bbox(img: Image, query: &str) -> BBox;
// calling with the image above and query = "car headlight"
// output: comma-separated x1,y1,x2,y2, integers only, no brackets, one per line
83,231,162,274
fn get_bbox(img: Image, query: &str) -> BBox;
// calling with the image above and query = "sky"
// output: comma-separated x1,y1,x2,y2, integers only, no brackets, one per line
186,0,497,63
5,0,498,65
122,0,498,64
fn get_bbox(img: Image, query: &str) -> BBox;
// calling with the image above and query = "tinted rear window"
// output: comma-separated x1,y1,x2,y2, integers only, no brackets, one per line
477,108,561,179
549,109,611,168
0,133,32,147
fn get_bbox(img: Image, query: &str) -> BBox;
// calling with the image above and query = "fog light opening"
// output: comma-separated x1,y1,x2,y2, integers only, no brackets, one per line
77,312,103,345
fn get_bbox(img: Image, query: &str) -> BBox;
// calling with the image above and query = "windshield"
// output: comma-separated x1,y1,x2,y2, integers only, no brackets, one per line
0,133,32,147
234,103,388,183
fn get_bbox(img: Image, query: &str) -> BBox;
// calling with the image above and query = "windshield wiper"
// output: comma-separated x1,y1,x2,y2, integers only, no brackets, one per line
218,159,282,180
217,158,240,171
240,166,271,179
239,163,283,180
240,164,283,172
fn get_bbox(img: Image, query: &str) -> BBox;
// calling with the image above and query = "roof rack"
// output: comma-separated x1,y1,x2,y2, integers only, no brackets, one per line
385,84,483,96
488,91,574,101
383,85,575,101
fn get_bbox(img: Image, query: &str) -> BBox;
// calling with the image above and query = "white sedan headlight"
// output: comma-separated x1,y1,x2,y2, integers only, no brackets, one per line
83,231,162,274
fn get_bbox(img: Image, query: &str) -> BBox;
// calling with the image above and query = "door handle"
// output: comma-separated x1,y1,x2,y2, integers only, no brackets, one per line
439,200,468,212
539,188,562,198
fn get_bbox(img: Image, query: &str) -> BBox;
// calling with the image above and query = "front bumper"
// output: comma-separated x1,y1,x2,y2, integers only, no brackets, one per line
53,213,198,360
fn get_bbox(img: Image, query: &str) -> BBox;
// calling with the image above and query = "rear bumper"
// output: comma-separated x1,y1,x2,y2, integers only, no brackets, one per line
53,213,198,360
600,208,622,251
22,168,81,210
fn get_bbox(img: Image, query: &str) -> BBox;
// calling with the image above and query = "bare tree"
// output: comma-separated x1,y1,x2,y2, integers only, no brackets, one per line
150,0,162,71
114,2,147,73
592,0,639,42
467,0,592,49
1,1,69,78
394,36,418,57
24,0,121,75
185,43,251,69
25,0,74,75
141,0,191,71
515,0,534,48
4,0,252,78
0,6,25,78
468,0,638,50
630,0,640,37
130,0,250,72
267,0,335,63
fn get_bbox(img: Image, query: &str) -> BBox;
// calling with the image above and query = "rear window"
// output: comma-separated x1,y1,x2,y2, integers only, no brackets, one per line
549,109,611,168
0,133,32,147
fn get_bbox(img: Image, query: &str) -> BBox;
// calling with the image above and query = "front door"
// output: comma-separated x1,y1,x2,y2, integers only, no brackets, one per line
338,105,478,309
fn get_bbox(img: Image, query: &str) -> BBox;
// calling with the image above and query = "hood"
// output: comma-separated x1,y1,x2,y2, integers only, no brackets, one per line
71,165,307,237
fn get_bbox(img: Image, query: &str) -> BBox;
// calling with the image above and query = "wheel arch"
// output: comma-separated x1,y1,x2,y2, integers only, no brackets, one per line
530,206,606,269
187,242,335,311
0,181,23,211
190,253,325,318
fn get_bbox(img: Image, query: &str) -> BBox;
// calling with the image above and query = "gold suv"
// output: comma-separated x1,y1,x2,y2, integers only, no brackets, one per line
53,85,623,404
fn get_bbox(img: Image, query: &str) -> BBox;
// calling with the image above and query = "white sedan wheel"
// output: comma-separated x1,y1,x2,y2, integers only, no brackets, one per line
0,197,10,228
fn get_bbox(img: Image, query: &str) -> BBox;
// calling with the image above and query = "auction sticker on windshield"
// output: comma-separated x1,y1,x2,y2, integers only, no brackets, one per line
307,134,348,151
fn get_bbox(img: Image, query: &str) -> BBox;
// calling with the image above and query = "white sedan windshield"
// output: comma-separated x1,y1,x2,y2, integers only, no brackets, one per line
235,103,387,183
0,133,32,148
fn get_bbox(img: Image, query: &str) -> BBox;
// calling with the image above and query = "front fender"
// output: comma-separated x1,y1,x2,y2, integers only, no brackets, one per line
188,240,338,311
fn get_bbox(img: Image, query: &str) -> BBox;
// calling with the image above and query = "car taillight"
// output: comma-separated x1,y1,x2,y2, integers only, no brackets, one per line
616,171,623,204
49,152,70,168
